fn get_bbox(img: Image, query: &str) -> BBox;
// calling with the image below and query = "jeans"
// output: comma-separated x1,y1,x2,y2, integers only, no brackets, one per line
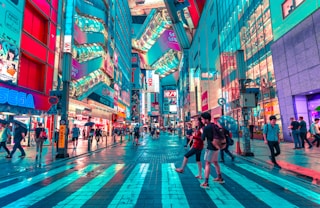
300,132,312,148
267,141,280,164
220,144,234,161
10,141,25,157
312,134,320,147
0,141,10,155
292,130,301,148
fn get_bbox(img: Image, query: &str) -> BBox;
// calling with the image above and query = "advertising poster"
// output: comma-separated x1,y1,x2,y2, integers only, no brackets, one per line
131,89,140,122
0,0,26,84
146,70,159,93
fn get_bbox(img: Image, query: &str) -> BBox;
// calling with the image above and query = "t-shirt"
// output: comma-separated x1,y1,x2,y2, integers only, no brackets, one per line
134,127,139,133
299,120,307,133
263,123,280,142
35,127,45,138
290,121,300,130
14,127,27,142
0,127,10,142
201,123,219,151
186,128,193,136
72,127,80,137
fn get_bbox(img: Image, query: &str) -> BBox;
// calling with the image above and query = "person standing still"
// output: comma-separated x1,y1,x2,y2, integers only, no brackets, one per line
288,117,302,149
263,115,281,168
298,116,312,149
0,123,11,157
185,124,193,148
35,123,46,160
71,124,80,149
7,124,27,158
200,112,224,189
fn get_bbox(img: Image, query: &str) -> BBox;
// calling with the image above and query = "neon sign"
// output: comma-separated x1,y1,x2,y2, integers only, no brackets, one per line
0,86,35,109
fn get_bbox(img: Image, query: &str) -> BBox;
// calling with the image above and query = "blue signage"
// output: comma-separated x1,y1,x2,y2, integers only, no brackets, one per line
0,86,35,109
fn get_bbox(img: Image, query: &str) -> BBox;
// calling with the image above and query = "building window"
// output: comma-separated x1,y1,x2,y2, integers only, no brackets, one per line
23,2,48,44
18,54,45,92
212,40,216,50
282,0,305,18
211,21,215,32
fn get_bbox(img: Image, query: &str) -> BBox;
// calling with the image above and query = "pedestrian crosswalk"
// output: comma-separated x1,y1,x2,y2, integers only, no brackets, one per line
0,162,319,207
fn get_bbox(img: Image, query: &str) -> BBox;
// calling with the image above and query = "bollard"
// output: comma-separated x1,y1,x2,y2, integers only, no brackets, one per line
88,137,91,152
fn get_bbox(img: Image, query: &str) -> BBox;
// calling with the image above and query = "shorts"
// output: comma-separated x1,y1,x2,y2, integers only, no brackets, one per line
204,149,219,163
134,133,140,138
72,137,78,141
184,148,202,162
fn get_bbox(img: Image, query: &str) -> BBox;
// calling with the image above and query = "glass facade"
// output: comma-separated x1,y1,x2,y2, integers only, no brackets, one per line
217,0,281,136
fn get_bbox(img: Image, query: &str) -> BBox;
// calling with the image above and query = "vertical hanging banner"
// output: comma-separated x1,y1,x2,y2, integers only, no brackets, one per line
0,0,26,84
131,89,140,122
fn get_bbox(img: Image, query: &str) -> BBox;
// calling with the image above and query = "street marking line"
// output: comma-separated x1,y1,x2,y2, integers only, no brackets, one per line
53,164,125,207
108,163,149,208
3,164,100,208
219,164,297,208
0,164,76,197
187,163,244,208
162,163,190,208
236,163,320,204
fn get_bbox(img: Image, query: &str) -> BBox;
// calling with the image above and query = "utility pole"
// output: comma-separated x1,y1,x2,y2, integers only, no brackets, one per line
236,50,258,156
56,0,74,158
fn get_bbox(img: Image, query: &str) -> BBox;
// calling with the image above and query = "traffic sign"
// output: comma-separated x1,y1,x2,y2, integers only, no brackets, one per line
47,105,58,115
48,96,59,105
60,119,66,125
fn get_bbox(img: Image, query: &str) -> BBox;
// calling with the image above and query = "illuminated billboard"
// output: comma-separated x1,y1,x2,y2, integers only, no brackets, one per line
0,0,26,84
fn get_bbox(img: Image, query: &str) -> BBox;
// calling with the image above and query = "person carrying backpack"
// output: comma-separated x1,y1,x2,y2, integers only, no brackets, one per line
200,112,225,189
219,125,235,162
35,123,47,160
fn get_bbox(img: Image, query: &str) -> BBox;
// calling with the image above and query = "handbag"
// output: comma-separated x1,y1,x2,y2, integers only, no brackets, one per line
40,128,47,140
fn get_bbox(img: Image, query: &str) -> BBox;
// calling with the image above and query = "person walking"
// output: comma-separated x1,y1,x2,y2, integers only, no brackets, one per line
175,117,204,179
71,124,80,149
298,116,312,149
185,123,193,148
35,123,47,160
6,123,27,158
219,126,235,162
288,117,302,149
263,115,281,168
310,118,320,147
200,112,225,189
0,123,11,157
133,124,140,145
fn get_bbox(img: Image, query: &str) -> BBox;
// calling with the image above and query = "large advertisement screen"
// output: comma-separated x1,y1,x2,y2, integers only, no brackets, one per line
0,0,25,84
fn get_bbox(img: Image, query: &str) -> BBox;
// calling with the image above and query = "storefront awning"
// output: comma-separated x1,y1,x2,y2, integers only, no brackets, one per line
0,104,44,115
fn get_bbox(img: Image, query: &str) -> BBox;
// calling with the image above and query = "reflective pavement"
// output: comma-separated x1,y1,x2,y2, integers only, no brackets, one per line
0,132,319,207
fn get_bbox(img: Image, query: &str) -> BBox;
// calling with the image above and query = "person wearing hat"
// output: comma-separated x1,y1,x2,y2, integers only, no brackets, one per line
263,115,281,168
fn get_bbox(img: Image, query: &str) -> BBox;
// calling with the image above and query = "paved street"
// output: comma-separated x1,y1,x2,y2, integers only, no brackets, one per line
0,132,319,207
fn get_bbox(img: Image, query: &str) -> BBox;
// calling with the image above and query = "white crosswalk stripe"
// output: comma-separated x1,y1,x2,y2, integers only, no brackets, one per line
162,163,190,207
236,163,320,204
1,162,319,207
218,163,298,208
54,164,125,207
108,163,149,208
188,163,245,208
0,164,76,198
3,164,100,208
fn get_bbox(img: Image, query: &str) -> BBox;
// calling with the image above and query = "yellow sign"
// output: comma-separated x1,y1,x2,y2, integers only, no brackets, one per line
58,125,66,148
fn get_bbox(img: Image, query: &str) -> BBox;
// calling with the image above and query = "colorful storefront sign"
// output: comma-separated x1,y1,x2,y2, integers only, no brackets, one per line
131,89,140,122
0,82,50,113
0,0,26,84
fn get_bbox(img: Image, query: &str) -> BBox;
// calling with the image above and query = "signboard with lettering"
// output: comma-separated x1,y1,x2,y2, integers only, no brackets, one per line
164,90,177,98
58,125,66,148
201,91,208,112
0,83,50,111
